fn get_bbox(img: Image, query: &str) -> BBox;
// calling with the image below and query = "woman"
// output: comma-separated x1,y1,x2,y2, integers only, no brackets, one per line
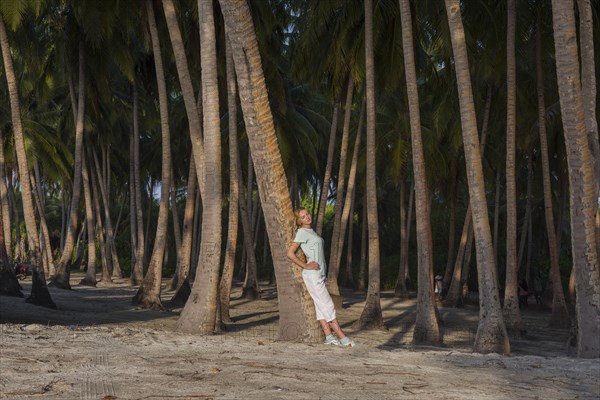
287,207,355,347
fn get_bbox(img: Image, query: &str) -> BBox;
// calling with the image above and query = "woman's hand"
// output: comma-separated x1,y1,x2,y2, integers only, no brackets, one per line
305,261,320,270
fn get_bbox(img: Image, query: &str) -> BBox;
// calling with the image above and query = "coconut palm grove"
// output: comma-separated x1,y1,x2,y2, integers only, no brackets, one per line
0,0,599,386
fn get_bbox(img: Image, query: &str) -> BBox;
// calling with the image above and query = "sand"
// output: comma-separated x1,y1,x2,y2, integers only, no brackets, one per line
1,273,598,400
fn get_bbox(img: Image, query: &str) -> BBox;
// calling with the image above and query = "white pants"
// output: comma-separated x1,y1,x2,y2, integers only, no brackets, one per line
303,274,336,322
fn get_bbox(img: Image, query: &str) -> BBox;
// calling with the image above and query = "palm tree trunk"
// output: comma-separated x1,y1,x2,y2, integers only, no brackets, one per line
492,169,501,264
400,0,441,345
0,15,54,308
52,40,86,290
404,183,414,288
338,98,365,290
358,198,367,292
0,206,22,297
316,102,341,235
394,176,409,298
30,166,53,276
355,0,384,330
177,0,223,332
503,0,523,335
79,148,96,286
91,157,111,285
327,77,354,298
444,0,509,354
219,36,241,323
443,170,458,289
0,132,12,258
129,129,137,278
132,0,173,310
131,81,145,285
445,205,472,307
218,0,322,341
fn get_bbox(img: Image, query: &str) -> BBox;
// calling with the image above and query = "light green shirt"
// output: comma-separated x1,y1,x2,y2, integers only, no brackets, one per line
293,228,327,277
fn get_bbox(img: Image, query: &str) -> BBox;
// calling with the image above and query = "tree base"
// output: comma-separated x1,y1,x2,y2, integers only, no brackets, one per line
474,318,510,354
132,288,164,311
78,277,97,287
0,265,24,298
241,286,260,300
26,269,56,309
169,280,191,308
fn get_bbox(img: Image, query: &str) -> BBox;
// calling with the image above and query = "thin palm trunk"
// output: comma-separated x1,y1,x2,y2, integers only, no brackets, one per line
443,170,458,289
31,165,53,276
394,176,409,298
492,169,501,265
131,81,145,285
503,0,523,335
219,36,240,322
445,0,509,354
79,149,96,286
91,157,111,285
316,102,341,235
0,15,54,308
177,0,222,333
516,154,533,271
0,133,11,258
129,129,137,278
132,0,173,310
541,7,577,330
0,205,22,297
358,198,367,292
92,148,120,279
337,98,365,290
52,40,86,290
327,77,354,298
355,0,384,330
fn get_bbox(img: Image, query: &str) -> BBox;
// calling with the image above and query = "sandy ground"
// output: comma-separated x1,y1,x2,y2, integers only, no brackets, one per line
1,273,599,400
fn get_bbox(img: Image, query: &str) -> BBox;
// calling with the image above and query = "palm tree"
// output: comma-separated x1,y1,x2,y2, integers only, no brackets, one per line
132,0,173,310
444,0,509,354
219,36,241,322
78,148,96,286
0,12,55,308
355,0,383,330
550,0,599,358
177,0,223,334
218,0,321,341
51,39,86,290
535,14,569,328
503,0,523,335
399,0,441,345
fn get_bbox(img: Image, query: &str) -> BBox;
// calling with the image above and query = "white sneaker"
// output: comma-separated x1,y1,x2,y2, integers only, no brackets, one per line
338,337,355,347
324,334,340,345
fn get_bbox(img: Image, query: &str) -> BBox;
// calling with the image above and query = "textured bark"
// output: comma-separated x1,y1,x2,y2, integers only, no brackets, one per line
503,0,523,335
400,0,441,345
358,199,367,292
315,102,340,236
219,36,240,323
355,0,384,331
0,15,54,308
218,0,321,341
551,0,599,358
130,82,145,285
132,0,173,310
177,0,222,333
444,0,509,354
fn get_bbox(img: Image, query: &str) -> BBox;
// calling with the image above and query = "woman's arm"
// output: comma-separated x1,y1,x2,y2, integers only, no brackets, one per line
287,242,319,270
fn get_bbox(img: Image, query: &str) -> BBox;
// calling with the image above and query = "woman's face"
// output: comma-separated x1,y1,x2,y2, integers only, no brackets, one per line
298,209,312,227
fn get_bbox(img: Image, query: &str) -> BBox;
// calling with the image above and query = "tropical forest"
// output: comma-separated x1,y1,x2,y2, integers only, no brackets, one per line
0,0,598,398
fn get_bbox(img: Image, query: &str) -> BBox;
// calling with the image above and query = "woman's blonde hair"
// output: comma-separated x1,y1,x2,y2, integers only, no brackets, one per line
293,207,308,228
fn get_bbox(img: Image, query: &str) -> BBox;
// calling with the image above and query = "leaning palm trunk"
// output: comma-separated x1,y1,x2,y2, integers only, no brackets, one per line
0,15,54,307
327,77,354,299
0,205,21,297
503,0,523,335
550,0,599,358
316,102,340,235
132,0,173,310
52,41,86,290
177,0,223,334
400,0,441,345
445,0,509,354
355,0,384,330
337,99,365,291
218,0,321,341
219,36,241,322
